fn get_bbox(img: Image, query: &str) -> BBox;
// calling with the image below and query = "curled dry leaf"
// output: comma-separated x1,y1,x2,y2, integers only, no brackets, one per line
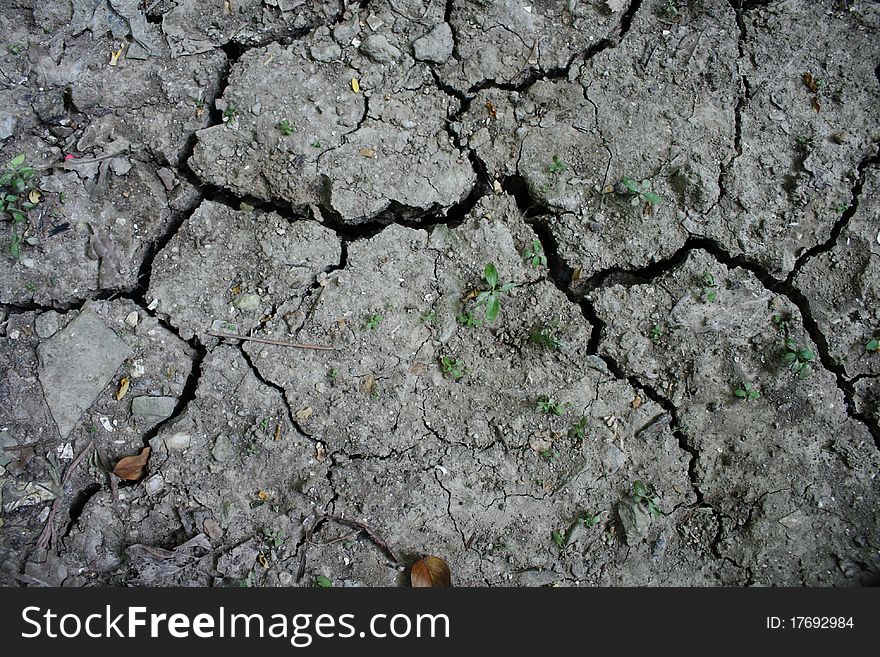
115,377,130,401
411,555,452,587
113,446,150,481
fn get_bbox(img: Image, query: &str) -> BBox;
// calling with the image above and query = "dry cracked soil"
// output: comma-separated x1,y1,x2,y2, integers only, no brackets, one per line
0,0,879,587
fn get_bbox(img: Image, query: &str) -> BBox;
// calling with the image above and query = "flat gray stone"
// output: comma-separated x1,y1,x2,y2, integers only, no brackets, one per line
413,23,454,64
34,311,62,339
37,307,132,439
131,396,177,429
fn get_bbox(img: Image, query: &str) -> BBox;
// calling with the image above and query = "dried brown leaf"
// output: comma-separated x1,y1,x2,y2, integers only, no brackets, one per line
411,555,451,587
803,72,818,94
113,447,150,481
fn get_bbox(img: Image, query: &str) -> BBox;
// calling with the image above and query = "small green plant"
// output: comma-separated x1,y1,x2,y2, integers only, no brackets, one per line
262,527,285,548
552,511,601,548
539,448,560,462
657,0,679,18
772,313,790,335
474,262,517,323
315,575,333,588
632,480,662,518
650,323,663,343
7,43,24,55
569,417,588,442
523,239,547,268
547,155,567,175
421,310,436,325
223,103,238,122
311,139,322,148
1,153,37,258
834,203,849,214
278,119,295,135
782,337,814,378
866,338,880,352
457,311,482,328
440,356,466,381
536,396,566,416
734,382,760,401
619,176,662,206
701,271,719,303
530,322,563,351
328,367,339,381
365,314,384,330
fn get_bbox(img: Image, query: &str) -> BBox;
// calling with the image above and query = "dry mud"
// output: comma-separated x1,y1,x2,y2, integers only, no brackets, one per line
0,0,878,586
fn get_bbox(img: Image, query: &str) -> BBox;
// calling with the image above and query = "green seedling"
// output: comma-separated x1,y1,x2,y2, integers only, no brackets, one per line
1,153,37,259
620,176,662,206
278,119,295,135
569,416,588,442
262,527,285,548
782,337,814,378
457,311,482,328
530,323,563,351
650,323,663,343
328,367,339,381
315,575,332,588
866,338,880,352
772,313,790,335
365,314,384,330
474,262,517,323
421,310,436,325
657,0,679,18
632,480,662,518
547,155,567,175
701,271,719,303
223,103,238,122
311,139,322,148
552,511,601,549
539,448,560,462
834,203,849,214
440,356,467,381
536,396,566,416
523,239,547,268
734,382,760,401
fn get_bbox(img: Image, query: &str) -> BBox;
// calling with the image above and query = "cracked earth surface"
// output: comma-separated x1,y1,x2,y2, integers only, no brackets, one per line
1,0,879,586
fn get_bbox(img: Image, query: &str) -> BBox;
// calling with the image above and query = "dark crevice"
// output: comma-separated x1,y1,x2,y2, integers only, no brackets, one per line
784,147,880,287
463,0,642,96
237,344,314,443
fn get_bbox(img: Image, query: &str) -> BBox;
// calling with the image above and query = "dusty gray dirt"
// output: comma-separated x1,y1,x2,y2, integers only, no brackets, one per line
0,0,878,587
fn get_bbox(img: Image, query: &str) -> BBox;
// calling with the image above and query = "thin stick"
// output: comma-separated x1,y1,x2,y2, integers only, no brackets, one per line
35,149,131,171
207,331,335,351
323,515,401,564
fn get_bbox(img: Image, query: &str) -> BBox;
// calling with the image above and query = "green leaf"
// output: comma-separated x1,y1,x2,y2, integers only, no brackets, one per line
797,364,812,379
500,282,517,293
19,167,34,180
5,194,16,202
798,348,814,362
867,339,879,352
9,154,25,167
10,230,20,259
11,210,25,223
621,177,639,193
639,179,652,193
642,192,662,205
483,262,498,288
475,290,491,306
633,480,647,498
782,352,798,364
551,530,565,548
734,389,746,398
486,295,500,322
10,179,25,194
315,575,332,588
